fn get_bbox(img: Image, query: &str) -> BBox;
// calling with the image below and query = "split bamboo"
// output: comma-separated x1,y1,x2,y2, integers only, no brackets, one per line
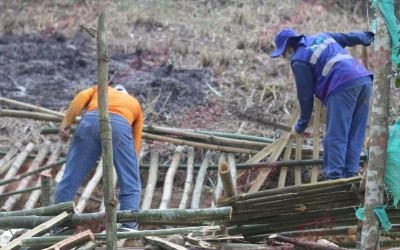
0,142,21,173
1,141,51,211
0,207,232,229
278,136,293,188
179,146,194,209
43,230,94,250
97,10,117,250
218,161,237,197
311,98,322,183
160,146,183,209
0,201,75,217
76,159,103,213
25,143,63,209
142,150,159,210
0,142,35,194
191,150,212,209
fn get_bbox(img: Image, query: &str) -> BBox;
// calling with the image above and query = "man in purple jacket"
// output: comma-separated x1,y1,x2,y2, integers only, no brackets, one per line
270,29,374,180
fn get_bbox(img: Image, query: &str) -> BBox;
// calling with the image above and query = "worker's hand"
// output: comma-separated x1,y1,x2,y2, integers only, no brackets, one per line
291,126,303,137
59,124,71,143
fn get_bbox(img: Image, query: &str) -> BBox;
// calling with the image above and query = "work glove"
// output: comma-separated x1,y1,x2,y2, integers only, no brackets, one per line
58,124,71,143
291,125,303,137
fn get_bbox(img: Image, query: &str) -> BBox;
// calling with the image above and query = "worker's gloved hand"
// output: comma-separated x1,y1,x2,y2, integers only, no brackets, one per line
364,31,375,46
291,125,303,137
59,124,71,143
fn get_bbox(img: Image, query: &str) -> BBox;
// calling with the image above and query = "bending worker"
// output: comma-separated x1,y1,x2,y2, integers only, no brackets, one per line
55,84,143,230
270,29,374,180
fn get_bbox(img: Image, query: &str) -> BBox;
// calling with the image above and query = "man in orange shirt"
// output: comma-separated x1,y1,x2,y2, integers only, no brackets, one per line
55,84,143,230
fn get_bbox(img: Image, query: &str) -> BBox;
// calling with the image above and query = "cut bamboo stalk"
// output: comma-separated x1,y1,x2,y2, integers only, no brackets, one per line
0,142,21,174
0,109,66,122
0,159,66,187
311,98,322,183
97,11,117,250
191,150,212,209
0,185,41,198
217,176,361,206
212,153,226,207
43,230,94,250
144,236,186,250
1,211,72,250
0,201,76,217
219,161,237,197
41,173,54,207
0,155,16,176
142,150,159,210
0,97,68,118
227,153,237,190
179,147,194,209
295,135,303,186
24,143,64,209
160,146,183,209
1,141,51,211
248,107,300,193
268,234,345,250
278,136,294,188
76,159,103,213
0,207,232,229
0,142,35,194
22,226,221,247
143,132,258,155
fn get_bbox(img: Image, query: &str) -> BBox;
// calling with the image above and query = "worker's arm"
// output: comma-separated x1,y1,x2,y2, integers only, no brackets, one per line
291,61,315,134
326,31,375,48
132,107,143,157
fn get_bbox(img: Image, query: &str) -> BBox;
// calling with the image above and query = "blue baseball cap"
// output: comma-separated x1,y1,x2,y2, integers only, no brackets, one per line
270,29,301,58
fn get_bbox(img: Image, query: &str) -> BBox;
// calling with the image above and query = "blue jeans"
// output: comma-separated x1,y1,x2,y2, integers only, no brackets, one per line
54,110,141,228
323,84,372,180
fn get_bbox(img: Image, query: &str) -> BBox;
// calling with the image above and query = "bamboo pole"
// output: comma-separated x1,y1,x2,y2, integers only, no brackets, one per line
191,150,212,209
22,226,221,247
97,10,117,250
0,185,41,198
0,155,16,175
76,159,103,213
76,241,97,250
41,173,54,207
213,153,226,207
311,99,322,183
179,146,194,209
144,236,186,250
1,141,51,211
143,132,258,154
43,230,94,250
227,153,237,190
361,3,392,250
218,161,237,197
0,97,67,118
99,167,117,212
0,201,75,217
2,211,72,250
0,142,35,193
268,234,346,250
24,143,64,209
295,135,303,185
0,159,66,187
0,142,21,174
0,109,65,122
266,225,358,238
278,136,293,188
0,207,232,229
142,150,159,210
160,146,183,209
248,107,300,193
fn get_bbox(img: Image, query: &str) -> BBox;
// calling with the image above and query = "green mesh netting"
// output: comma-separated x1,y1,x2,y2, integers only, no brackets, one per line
370,0,400,67
386,116,400,208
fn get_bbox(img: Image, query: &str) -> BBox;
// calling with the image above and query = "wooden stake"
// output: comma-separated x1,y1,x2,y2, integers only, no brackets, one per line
179,147,194,209
142,150,159,210
160,146,183,209
191,150,212,209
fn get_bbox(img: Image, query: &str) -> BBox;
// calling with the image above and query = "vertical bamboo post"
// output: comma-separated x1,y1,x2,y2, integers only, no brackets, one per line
142,150,159,210
218,161,237,197
278,136,293,188
227,154,237,191
311,99,322,183
97,10,117,249
212,153,226,207
191,150,212,209
294,135,303,186
361,2,391,249
41,173,54,207
179,147,194,209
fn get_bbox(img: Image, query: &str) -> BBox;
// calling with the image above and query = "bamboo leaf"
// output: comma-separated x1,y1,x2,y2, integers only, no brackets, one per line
395,78,400,88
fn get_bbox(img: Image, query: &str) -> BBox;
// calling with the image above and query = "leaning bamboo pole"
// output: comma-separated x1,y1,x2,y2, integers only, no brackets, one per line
24,143,63,209
99,167,117,212
179,146,194,209
1,141,51,211
212,153,226,207
142,150,159,210
218,161,237,197
160,146,183,209
0,186,41,198
278,136,293,188
0,207,232,229
311,99,322,183
0,109,65,122
0,97,66,118
191,150,212,209
0,142,35,194
0,142,21,173
0,155,16,176
0,201,75,217
76,159,103,213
